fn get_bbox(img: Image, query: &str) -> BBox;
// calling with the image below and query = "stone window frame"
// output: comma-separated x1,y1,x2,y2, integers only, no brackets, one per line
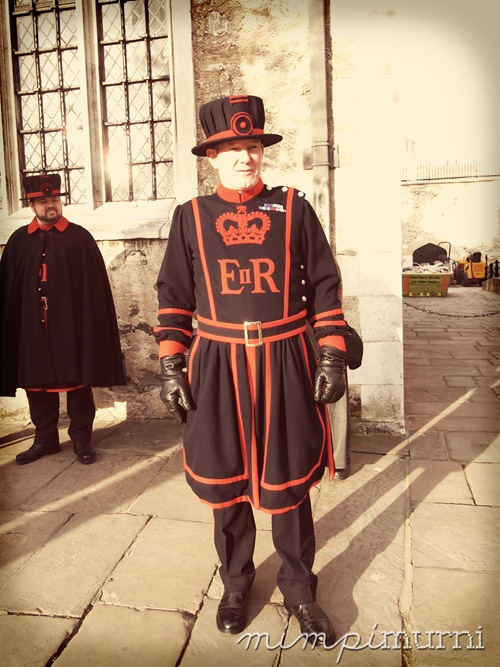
0,0,197,241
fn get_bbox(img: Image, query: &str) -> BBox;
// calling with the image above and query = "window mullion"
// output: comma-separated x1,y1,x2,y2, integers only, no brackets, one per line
75,0,105,208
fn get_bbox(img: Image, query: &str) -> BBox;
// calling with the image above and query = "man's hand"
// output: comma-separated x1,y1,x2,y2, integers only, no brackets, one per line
159,354,195,423
313,346,346,404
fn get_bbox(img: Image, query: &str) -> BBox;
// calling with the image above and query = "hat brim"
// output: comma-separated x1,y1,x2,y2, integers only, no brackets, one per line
191,133,283,157
20,192,68,202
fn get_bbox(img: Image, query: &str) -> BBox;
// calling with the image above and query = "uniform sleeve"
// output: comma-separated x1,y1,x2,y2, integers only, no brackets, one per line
302,198,347,352
154,204,196,358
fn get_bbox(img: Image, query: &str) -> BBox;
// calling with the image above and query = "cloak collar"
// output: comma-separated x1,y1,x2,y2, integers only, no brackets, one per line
28,215,70,234
217,179,265,203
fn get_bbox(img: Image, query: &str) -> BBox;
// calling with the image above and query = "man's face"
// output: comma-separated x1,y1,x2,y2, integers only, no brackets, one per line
207,139,264,191
29,196,63,226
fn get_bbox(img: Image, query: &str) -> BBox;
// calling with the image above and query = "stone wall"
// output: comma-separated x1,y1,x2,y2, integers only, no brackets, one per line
190,0,315,197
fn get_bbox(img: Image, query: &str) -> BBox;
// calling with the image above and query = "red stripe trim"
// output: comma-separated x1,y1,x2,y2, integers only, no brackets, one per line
187,334,200,382
319,335,346,351
217,179,264,203
309,309,344,324
183,457,248,485
231,343,249,477
159,340,187,357
246,345,261,509
196,310,307,345
283,187,294,318
194,480,323,514
158,308,193,316
26,189,62,198
230,95,249,105
313,320,346,327
26,385,85,392
197,310,306,330
197,324,306,346
192,198,217,320
205,128,265,144
261,343,272,485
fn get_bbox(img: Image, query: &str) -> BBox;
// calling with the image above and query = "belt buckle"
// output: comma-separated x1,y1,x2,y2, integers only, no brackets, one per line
41,296,48,310
244,321,263,347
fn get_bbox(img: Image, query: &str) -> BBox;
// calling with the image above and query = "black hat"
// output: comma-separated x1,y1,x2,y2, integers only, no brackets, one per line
191,95,283,157
22,173,67,201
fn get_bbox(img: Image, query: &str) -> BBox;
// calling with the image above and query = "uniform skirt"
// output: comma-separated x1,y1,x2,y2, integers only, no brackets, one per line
184,331,334,514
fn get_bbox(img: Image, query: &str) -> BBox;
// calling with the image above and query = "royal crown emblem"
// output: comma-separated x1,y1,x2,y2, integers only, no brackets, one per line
215,206,271,245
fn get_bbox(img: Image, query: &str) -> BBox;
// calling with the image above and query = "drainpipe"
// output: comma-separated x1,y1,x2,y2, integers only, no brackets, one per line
306,0,337,243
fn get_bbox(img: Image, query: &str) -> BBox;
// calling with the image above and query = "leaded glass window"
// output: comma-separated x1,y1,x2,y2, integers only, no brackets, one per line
98,0,174,201
11,0,85,204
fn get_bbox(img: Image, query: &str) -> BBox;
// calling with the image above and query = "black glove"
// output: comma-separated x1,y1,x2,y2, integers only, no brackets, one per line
159,354,195,423
313,345,346,404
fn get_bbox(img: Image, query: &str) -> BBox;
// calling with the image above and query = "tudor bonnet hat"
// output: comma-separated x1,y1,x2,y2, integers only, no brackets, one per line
191,95,283,156
22,173,67,201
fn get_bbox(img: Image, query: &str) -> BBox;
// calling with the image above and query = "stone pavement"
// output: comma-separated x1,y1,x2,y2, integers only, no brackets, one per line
0,285,499,667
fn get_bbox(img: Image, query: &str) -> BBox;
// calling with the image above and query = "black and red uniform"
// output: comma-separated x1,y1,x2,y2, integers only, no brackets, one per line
155,179,347,515
0,215,126,444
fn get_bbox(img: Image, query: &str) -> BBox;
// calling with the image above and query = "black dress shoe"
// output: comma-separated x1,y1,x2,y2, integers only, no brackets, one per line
216,590,249,634
334,464,350,480
285,601,336,647
73,443,96,464
16,442,61,465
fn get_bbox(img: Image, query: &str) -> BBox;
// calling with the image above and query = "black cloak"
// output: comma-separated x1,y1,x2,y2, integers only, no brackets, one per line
0,217,126,396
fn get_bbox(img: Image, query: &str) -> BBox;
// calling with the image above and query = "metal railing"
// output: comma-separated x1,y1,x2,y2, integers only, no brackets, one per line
486,259,500,280
402,156,500,182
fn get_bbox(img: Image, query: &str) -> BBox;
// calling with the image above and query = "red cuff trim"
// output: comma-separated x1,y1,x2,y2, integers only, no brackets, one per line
318,335,346,352
159,340,188,358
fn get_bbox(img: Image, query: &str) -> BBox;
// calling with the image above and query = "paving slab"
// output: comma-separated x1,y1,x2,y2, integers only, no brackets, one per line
407,431,448,460
445,432,500,463
128,454,213,523
0,513,147,615
0,456,73,510
465,462,500,506
96,418,184,457
411,504,500,571
411,568,500,666
350,433,408,457
19,454,167,514
404,400,497,419
0,510,71,588
0,614,76,667
52,604,189,667
409,460,473,505
312,454,407,643
0,423,34,451
403,384,468,403
179,598,287,667
100,517,217,613
407,412,500,436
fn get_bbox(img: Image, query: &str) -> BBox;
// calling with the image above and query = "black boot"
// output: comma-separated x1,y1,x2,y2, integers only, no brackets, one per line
216,590,249,634
73,442,96,464
285,600,336,647
16,442,61,465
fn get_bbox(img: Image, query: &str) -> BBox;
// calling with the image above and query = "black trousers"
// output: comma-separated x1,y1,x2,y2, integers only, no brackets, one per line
213,494,318,605
26,387,96,447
